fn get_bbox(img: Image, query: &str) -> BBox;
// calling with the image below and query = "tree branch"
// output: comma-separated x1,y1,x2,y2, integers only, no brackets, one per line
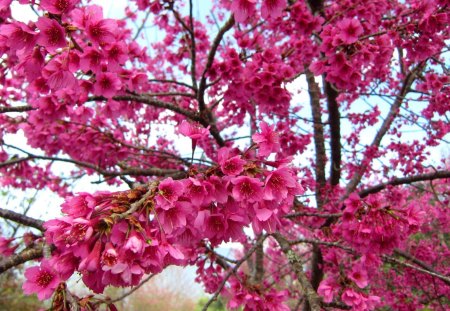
325,81,341,186
3,144,186,180
201,234,267,311
110,274,155,303
285,211,342,219
0,207,44,231
0,244,44,274
0,105,34,113
0,156,32,168
306,69,326,208
272,233,321,311
345,63,425,196
359,170,450,197
198,15,235,109
251,239,264,284
393,249,445,279
382,255,450,286
88,95,201,122
305,68,326,311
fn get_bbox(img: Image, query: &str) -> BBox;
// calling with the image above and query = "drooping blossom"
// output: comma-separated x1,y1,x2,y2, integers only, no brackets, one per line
61,193,97,218
23,260,61,300
36,17,66,53
40,0,79,15
341,288,380,311
79,239,102,272
93,72,122,98
261,0,286,20
85,8,117,46
264,167,299,201
184,178,207,206
318,277,337,303
337,18,364,44
158,201,192,234
231,176,264,202
156,177,185,208
0,21,36,53
0,237,17,256
178,120,210,152
348,264,369,288
218,147,246,176
252,121,280,157
230,0,257,23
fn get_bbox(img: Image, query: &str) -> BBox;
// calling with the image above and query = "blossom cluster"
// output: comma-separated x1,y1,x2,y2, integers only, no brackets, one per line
22,125,302,301
335,193,425,254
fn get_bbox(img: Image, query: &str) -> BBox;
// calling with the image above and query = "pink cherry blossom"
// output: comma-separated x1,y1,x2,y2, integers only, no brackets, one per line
252,121,280,157
0,237,17,256
338,18,364,44
40,0,79,14
23,260,60,300
231,176,264,202
230,0,257,23
261,0,287,20
156,177,185,208
0,21,36,53
86,14,117,46
93,72,122,98
337,18,364,44
36,17,66,53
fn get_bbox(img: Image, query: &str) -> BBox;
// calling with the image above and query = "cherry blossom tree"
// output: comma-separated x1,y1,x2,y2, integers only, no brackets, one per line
0,0,449,310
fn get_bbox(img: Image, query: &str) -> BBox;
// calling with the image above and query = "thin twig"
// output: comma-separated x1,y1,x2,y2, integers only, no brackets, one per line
201,234,267,311
110,274,155,303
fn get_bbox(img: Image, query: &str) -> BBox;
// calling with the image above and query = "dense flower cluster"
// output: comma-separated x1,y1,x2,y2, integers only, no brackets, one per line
23,127,302,300
336,193,425,254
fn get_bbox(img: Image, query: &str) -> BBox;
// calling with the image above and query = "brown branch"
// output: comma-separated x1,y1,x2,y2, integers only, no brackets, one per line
306,69,326,208
393,249,443,278
119,184,156,218
89,94,225,146
325,81,341,186
170,4,197,91
0,156,32,168
306,0,324,14
345,63,425,196
272,233,321,311
288,238,352,252
4,144,186,179
201,234,267,311
382,255,450,286
148,78,194,90
288,237,450,286
133,9,151,41
144,92,196,98
306,68,326,311
285,211,342,219
188,0,197,91
0,105,34,113
251,239,264,284
198,15,235,108
359,170,450,197
0,207,44,231
88,95,201,122
192,15,235,149
0,244,44,274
